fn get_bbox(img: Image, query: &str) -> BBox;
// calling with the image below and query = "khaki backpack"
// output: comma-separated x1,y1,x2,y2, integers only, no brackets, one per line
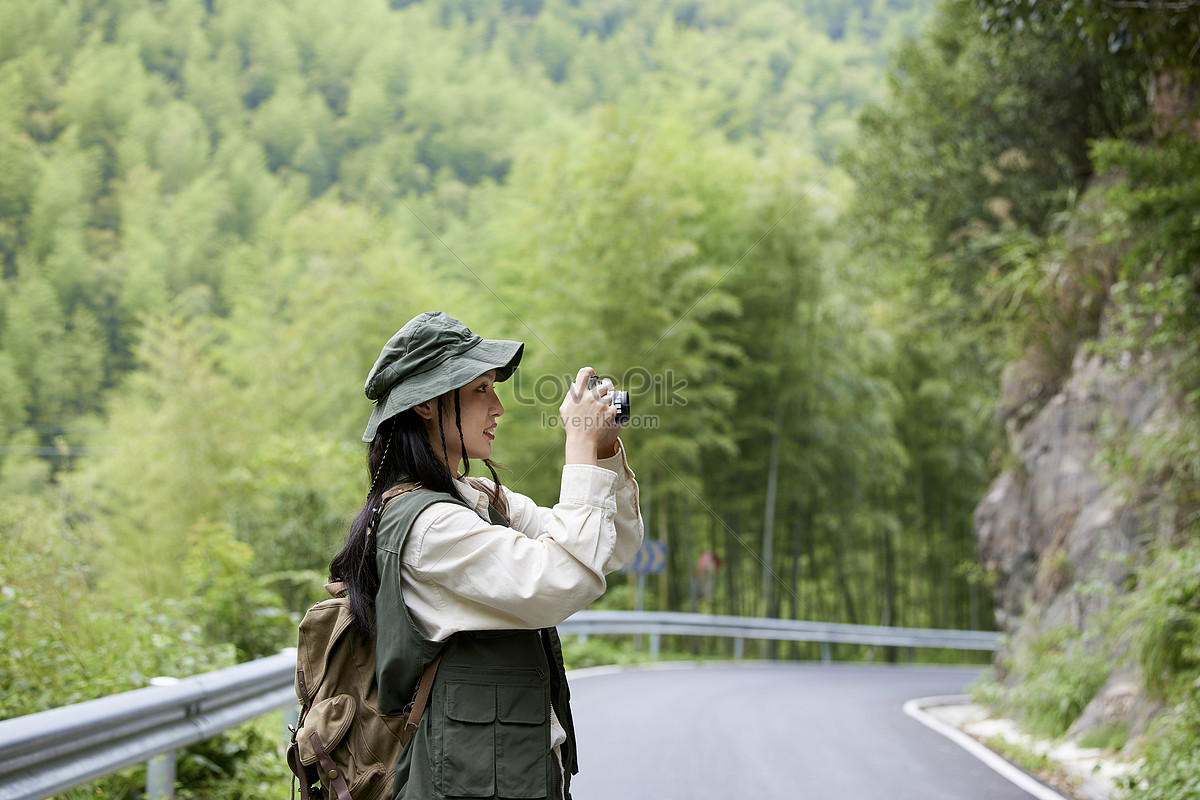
286,487,439,800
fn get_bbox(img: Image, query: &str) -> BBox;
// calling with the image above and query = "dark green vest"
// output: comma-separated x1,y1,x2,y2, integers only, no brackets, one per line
375,490,578,800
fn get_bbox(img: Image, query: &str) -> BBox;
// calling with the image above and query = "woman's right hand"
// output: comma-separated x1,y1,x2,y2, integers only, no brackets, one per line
560,367,618,466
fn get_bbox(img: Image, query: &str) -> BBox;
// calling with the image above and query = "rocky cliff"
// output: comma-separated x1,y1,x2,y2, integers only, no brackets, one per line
974,312,1175,737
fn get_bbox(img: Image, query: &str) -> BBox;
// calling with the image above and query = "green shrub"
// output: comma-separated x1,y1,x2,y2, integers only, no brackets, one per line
1121,678,1200,800
182,519,296,662
0,493,236,720
1120,547,1200,699
561,634,654,671
176,714,293,800
986,626,1110,738
1079,721,1128,751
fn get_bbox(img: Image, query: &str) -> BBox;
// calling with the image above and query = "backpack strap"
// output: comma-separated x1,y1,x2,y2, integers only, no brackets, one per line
322,486,426,600
381,482,420,505
400,652,443,747
309,729,352,800
367,482,424,541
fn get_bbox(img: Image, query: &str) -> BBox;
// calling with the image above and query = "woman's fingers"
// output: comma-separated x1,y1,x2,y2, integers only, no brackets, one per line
560,367,618,440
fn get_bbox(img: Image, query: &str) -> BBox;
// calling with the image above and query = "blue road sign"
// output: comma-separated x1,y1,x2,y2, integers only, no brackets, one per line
625,541,667,574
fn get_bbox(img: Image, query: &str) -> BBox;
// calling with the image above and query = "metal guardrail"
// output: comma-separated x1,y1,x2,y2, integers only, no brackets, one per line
0,611,998,800
0,651,298,800
558,610,1000,659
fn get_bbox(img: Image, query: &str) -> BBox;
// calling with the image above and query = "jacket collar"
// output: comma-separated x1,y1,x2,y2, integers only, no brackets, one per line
453,475,492,518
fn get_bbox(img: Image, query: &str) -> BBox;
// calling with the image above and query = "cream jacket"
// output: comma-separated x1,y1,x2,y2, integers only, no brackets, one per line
399,441,643,642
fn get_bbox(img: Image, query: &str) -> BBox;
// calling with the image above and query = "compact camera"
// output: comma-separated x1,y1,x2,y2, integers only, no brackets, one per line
588,375,631,425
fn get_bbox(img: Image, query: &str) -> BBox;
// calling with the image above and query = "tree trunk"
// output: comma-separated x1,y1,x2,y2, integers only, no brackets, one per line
1149,66,1200,141
724,514,740,617
761,399,784,620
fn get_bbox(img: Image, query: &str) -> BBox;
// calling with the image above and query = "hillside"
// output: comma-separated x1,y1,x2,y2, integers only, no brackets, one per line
843,1,1199,796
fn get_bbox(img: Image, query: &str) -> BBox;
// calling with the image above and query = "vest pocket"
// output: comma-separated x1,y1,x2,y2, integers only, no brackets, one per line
495,683,550,798
442,682,497,797
435,672,550,799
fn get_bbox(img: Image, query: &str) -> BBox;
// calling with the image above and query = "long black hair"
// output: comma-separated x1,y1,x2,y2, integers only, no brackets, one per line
329,388,509,637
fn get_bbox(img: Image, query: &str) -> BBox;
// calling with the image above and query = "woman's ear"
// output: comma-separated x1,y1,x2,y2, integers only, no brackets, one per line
413,400,436,421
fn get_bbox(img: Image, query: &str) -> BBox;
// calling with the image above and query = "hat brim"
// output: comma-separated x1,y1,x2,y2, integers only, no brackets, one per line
362,338,523,442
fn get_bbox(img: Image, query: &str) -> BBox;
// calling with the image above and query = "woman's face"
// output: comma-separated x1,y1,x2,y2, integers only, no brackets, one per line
423,370,504,468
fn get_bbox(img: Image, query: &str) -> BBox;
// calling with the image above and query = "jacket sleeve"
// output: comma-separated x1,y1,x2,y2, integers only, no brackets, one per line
594,441,643,572
401,441,644,642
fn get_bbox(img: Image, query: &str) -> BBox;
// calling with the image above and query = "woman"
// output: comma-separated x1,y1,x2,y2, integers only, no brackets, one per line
330,311,643,800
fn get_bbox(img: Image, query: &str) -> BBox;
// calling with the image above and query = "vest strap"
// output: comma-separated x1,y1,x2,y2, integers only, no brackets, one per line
377,482,443,748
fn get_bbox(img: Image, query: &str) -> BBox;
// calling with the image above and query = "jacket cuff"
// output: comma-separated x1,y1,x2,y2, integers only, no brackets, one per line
597,439,631,488
560,463,618,509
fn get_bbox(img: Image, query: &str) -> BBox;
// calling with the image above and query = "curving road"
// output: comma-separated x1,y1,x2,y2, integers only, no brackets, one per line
566,662,1051,800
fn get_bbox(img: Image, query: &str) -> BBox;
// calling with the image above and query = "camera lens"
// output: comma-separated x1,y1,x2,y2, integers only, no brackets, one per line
612,390,631,425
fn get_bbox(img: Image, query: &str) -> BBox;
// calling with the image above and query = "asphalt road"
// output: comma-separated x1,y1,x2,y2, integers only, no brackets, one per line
566,662,1048,800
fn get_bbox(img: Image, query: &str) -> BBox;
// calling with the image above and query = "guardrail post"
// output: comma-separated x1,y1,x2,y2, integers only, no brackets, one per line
649,633,660,658
146,752,176,800
146,677,179,800
733,637,744,659
820,642,831,664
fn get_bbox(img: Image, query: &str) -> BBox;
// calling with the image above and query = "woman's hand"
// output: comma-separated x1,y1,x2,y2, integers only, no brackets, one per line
560,367,619,466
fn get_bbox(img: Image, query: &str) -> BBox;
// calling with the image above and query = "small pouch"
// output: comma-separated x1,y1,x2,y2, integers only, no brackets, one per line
295,694,357,767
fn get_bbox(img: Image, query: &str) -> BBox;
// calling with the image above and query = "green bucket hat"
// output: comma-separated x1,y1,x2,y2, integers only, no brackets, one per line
362,312,524,442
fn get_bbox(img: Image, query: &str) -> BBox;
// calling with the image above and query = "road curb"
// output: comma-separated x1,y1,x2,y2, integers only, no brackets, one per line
903,695,1071,800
